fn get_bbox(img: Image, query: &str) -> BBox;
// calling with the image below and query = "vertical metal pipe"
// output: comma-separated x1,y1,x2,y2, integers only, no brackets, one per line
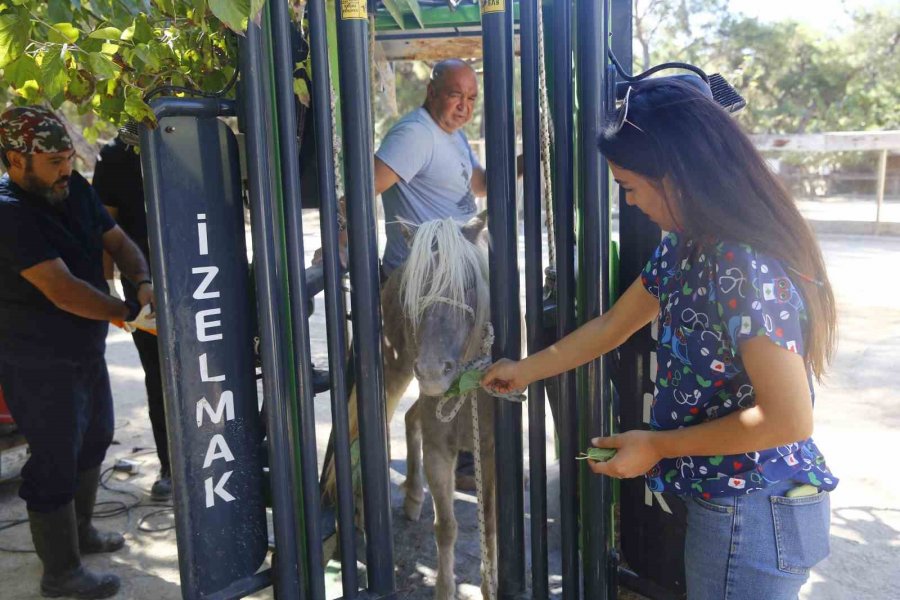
333,2,396,594
576,0,612,596
239,24,306,600
266,2,326,598
519,0,549,597
550,0,580,597
612,1,683,595
308,0,359,594
481,2,525,597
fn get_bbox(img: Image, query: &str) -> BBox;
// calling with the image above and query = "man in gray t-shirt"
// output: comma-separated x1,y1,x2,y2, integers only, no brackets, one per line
375,59,488,273
375,97,484,273
321,59,488,275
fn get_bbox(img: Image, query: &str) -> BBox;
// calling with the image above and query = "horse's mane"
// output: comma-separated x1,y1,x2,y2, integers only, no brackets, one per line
400,218,489,359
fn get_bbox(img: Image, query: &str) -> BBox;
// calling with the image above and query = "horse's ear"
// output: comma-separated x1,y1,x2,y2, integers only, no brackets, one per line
399,220,416,247
461,210,487,243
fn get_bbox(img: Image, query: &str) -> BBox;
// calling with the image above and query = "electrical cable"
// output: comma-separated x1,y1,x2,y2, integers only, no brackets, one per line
607,47,709,83
0,461,176,554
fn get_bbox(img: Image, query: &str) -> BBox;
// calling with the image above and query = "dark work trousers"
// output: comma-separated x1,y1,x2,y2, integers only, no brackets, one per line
0,357,114,513
131,329,169,475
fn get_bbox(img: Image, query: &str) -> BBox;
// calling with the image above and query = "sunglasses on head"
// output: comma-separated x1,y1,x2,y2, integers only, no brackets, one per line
610,86,645,134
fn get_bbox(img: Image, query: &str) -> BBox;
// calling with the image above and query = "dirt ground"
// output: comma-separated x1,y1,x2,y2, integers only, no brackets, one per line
1,225,898,600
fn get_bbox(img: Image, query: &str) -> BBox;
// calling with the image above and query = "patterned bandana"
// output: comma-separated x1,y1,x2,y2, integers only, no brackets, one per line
0,106,73,155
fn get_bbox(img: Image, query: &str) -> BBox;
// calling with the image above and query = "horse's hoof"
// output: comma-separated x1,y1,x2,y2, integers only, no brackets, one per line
403,496,423,521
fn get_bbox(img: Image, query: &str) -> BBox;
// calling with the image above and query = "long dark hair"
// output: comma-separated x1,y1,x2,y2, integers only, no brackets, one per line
599,78,836,380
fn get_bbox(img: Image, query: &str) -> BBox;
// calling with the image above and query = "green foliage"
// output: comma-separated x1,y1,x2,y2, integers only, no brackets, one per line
0,0,264,127
636,1,900,134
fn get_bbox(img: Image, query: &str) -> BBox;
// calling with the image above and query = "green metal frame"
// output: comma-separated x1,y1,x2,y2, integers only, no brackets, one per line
374,3,521,31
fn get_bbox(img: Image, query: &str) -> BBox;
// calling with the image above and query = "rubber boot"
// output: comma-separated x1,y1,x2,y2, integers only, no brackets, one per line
74,466,125,554
28,503,121,599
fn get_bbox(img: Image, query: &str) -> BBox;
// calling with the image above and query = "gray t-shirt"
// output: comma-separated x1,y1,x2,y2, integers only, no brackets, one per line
375,107,481,273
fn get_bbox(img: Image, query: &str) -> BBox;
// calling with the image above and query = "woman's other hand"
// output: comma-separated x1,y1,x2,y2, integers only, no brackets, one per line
587,431,662,479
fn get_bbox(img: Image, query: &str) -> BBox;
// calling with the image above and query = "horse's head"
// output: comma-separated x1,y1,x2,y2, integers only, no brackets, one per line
399,213,489,397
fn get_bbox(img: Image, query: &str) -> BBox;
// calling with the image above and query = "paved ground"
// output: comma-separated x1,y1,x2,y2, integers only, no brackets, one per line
1,219,898,599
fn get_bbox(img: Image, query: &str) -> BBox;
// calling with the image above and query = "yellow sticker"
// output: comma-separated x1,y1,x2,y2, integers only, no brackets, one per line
481,0,505,15
341,0,366,20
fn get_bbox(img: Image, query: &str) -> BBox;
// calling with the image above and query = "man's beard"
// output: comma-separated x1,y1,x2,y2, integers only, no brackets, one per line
22,169,69,205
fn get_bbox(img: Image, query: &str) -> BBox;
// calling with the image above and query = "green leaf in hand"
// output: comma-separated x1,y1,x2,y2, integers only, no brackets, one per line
443,368,484,398
577,447,617,462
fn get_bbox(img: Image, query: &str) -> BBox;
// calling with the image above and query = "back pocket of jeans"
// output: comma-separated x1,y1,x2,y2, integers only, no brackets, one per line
771,491,831,575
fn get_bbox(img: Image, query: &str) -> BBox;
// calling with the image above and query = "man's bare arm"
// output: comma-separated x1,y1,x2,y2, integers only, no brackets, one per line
332,158,402,248
102,225,150,286
21,259,129,321
471,166,487,197
470,154,524,198
102,205,119,281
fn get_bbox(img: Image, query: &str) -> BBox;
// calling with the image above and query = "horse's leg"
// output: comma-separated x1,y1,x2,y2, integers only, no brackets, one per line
478,402,498,599
402,399,425,521
423,430,458,600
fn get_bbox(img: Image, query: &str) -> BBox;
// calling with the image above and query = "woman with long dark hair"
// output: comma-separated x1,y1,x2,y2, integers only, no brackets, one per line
482,78,837,599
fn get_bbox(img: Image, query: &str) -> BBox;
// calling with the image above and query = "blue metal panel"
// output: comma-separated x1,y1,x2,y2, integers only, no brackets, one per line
140,106,268,599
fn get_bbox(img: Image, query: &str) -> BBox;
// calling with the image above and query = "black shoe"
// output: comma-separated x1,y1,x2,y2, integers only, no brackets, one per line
150,471,172,502
74,467,125,554
29,503,121,599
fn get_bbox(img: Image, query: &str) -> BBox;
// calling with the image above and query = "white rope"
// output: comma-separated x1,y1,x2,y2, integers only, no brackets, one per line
470,375,495,600
329,81,343,199
536,3,556,268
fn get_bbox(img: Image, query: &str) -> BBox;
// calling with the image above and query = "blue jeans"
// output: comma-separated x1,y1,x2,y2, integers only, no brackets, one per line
684,480,831,600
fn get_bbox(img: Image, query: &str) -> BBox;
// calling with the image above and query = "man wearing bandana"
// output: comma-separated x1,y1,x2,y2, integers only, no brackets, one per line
0,106,154,599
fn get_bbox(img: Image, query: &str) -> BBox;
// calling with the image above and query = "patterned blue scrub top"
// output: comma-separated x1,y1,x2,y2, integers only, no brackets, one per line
641,233,838,498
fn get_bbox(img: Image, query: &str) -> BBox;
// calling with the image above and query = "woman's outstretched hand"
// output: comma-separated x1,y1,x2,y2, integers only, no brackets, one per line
481,358,532,394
